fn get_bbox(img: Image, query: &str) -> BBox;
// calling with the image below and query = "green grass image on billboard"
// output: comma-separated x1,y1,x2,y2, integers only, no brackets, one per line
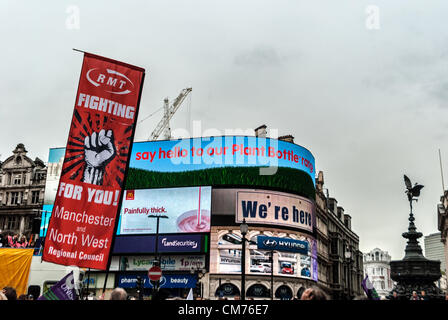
125,166,315,200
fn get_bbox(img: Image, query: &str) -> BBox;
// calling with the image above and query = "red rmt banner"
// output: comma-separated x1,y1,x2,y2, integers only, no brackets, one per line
43,52,145,269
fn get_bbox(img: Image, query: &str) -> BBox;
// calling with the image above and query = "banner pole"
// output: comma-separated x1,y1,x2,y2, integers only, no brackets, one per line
101,71,146,296
85,268,91,300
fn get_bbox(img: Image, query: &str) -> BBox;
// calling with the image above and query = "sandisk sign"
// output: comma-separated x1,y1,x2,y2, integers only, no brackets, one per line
42,52,145,270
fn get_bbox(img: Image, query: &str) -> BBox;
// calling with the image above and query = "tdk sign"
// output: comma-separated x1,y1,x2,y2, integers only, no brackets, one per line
257,235,308,254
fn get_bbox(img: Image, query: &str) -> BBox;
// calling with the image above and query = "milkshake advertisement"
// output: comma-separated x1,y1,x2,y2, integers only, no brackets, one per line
117,186,211,235
42,53,145,270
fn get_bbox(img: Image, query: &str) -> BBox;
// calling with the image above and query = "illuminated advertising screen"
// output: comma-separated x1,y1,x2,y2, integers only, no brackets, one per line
119,255,206,271
126,136,316,200
116,186,211,235
40,148,65,237
211,227,318,281
235,190,314,232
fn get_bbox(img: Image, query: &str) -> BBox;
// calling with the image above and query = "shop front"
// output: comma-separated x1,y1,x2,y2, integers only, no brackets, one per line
208,187,318,300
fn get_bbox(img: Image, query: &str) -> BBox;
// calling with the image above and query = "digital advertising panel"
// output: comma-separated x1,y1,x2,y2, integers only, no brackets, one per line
212,227,318,281
112,234,205,254
40,148,65,237
42,53,145,270
119,255,206,271
116,186,211,235
235,190,315,232
118,274,197,289
126,136,316,200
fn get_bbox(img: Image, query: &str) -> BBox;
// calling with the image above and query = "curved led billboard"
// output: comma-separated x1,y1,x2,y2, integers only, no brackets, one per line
126,136,316,199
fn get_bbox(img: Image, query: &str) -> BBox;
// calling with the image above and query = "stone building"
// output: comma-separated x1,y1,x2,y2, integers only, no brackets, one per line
424,232,447,291
437,191,448,291
363,248,393,299
0,144,47,238
315,171,364,300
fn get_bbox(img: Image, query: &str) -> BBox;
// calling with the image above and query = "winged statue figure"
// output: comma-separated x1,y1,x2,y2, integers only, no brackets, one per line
404,175,424,202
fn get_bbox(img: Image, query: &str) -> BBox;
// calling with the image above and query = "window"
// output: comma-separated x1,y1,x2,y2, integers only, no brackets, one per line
13,174,22,185
0,216,6,230
10,192,20,205
7,216,19,230
331,238,338,254
332,262,339,283
26,216,34,231
31,191,40,204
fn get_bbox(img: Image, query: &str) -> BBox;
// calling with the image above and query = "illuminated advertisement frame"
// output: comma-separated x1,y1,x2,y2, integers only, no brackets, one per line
116,186,211,235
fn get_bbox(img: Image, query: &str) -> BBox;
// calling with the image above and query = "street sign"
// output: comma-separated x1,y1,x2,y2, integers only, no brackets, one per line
148,266,162,281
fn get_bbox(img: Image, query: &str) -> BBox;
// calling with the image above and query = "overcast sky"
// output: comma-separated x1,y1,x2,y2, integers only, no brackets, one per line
1,0,448,260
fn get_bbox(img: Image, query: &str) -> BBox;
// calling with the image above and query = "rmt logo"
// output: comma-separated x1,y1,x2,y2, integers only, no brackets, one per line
86,68,134,95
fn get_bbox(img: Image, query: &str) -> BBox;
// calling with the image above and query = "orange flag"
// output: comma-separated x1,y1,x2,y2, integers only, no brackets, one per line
0,249,34,296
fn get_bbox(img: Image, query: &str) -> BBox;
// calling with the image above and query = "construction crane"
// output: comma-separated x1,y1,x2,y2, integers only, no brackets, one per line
148,87,192,141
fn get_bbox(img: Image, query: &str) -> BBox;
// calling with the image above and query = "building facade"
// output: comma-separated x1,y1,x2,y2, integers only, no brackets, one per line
437,192,448,292
363,248,393,298
424,232,447,291
315,171,364,300
0,144,47,238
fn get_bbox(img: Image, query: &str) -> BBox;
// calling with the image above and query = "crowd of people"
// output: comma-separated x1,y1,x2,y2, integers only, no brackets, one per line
393,290,431,301
2,284,448,301
0,233,35,248
88,286,331,301
0,287,35,301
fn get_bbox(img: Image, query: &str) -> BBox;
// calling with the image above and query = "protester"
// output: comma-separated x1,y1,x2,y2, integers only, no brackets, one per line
410,291,420,300
7,234,17,248
420,290,429,301
0,232,4,247
389,291,399,300
300,286,329,300
4,233,32,248
16,235,28,248
109,288,128,300
2,287,17,301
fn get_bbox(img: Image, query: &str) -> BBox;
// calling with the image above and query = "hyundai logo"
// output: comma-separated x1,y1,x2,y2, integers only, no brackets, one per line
263,239,277,247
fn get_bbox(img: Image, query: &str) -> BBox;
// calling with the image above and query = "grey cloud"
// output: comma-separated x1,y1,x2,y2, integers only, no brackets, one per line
234,46,282,67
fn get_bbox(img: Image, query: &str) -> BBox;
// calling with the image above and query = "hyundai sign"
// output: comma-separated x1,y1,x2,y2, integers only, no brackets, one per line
257,235,309,254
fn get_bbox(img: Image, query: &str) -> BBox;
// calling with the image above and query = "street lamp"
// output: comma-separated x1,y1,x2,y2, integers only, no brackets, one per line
240,219,249,301
190,267,207,299
148,214,168,295
344,248,352,300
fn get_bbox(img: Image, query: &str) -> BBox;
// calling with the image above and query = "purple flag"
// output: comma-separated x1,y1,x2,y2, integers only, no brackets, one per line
361,275,380,300
38,271,77,300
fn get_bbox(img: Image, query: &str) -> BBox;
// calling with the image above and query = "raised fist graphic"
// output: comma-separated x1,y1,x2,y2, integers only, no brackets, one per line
82,129,116,185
